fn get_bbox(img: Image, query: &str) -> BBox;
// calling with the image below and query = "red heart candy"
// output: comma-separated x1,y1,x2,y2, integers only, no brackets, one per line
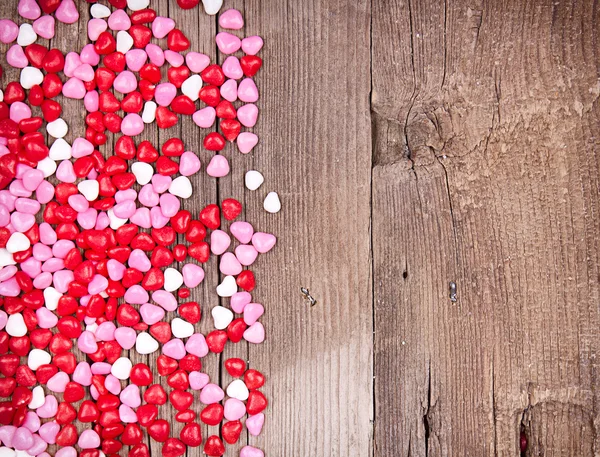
139,79,156,101
99,91,121,112
203,132,225,151
130,9,157,24
206,330,228,353
222,420,243,444
178,302,201,324
56,424,78,446
42,48,64,73
201,65,225,86
200,403,224,426
15,366,36,387
237,270,256,291
199,85,220,106
136,404,158,426
129,25,152,48
215,100,236,119
156,156,179,175
227,318,247,343
140,63,161,83
142,267,165,290
95,32,117,55
175,409,196,423
56,402,77,425
122,423,143,446
167,370,190,390
176,0,199,9
130,444,150,457
137,140,159,162
150,322,172,344
162,438,186,457
104,52,126,72
240,55,263,77
220,119,241,142
204,436,225,457
78,400,99,423
42,73,63,98
121,91,143,113
157,355,178,376
167,29,190,52
180,422,202,447
144,384,167,405
170,390,194,411
24,44,48,69
224,358,246,378
155,106,178,129
147,419,170,442
161,138,184,157
131,232,155,250
171,95,196,115
221,198,242,220
130,364,153,386
38,0,60,13
168,66,190,88
199,204,220,229
247,390,268,415
178,354,201,372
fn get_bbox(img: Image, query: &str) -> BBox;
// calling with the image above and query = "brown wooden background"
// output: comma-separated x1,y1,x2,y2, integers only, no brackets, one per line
2,0,600,455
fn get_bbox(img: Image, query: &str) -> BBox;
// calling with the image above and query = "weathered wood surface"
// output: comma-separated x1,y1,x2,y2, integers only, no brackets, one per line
2,0,600,455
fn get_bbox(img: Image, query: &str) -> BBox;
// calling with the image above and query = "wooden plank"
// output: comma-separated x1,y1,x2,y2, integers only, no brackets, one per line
243,0,373,455
372,0,600,455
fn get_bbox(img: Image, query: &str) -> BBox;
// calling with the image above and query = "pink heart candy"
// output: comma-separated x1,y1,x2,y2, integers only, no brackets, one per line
145,43,165,66
72,361,92,386
105,375,121,395
32,15,55,39
10,102,32,123
238,78,259,102
240,446,265,457
199,383,224,404
220,79,238,102
192,107,216,128
124,284,149,304
78,430,101,449
36,307,58,328
152,290,177,311
128,249,151,272
206,154,230,177
64,52,82,77
12,427,33,451
182,263,205,288
73,63,95,82
119,385,141,408
164,50,184,67
162,338,186,359
243,322,265,344
0,20,18,44
84,90,99,112
38,422,59,443
56,160,77,183
152,16,175,39
46,372,69,393
219,9,244,30
237,103,259,127
18,0,41,20
114,327,137,350
22,412,40,433
130,207,152,228
77,331,98,354
185,333,209,358
95,321,116,341
243,303,264,325
140,303,166,325
189,371,210,390
71,137,94,158
220,252,243,275
231,291,252,314
230,221,254,244
246,413,265,436
154,82,177,106
121,113,144,136
237,132,259,154
113,70,138,94
55,0,79,24
179,151,201,176
241,35,264,55
62,77,86,99
224,398,246,421
222,56,243,79
0,311,7,331
108,9,131,31
210,230,231,255
119,404,137,422
235,244,258,266
185,52,210,73
6,45,28,69
0,426,16,448
151,174,172,193
87,18,107,41
252,231,277,253
216,32,241,54
126,49,147,72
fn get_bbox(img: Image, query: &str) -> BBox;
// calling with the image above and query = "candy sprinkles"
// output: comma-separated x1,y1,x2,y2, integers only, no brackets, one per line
0,0,277,456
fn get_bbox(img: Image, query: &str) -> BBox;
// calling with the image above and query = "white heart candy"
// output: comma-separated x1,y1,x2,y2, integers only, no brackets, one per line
6,232,30,253
245,170,264,191
78,180,99,201
17,23,37,46
263,191,281,213
49,138,72,160
37,157,57,177
107,209,128,230
135,332,159,355
111,357,132,380
171,317,194,339
226,379,250,401
169,176,192,199
131,162,154,185
47,118,68,139
0,90,4,102
202,0,223,15
181,75,202,101
6,313,26,337
43,287,61,311
90,4,111,18
20,66,43,89
127,0,150,11
116,30,134,54
85,323,98,333
28,385,45,409
212,306,234,329
142,101,157,123
0,448,15,457
0,249,15,268
163,267,184,292
28,349,51,370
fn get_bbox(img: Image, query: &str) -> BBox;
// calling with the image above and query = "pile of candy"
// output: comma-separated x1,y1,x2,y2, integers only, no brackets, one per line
0,0,277,456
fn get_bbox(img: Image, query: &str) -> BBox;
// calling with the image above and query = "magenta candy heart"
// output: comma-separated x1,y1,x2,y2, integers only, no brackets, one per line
206,155,230,178
72,361,92,386
77,331,98,354
18,0,41,20
243,322,265,344
126,49,147,71
32,15,55,39
238,78,259,102
252,231,277,253
243,303,264,325
80,44,100,65
152,16,175,39
140,303,166,325
210,230,231,255
0,20,19,44
219,9,244,29
222,56,243,79
64,52,82,76
162,338,186,359
189,371,210,390
108,9,131,31
152,290,177,311
220,79,238,102
192,107,216,128
62,78,86,99
55,0,79,24
113,70,138,94
12,427,33,451
6,45,28,69
230,291,252,313
199,383,224,404
185,52,210,73
237,103,259,127
241,35,264,55
179,151,201,176
87,18,107,41
237,132,259,154
182,263,205,288
155,82,177,106
216,32,241,54
235,244,258,266
84,90,99,112
185,333,209,358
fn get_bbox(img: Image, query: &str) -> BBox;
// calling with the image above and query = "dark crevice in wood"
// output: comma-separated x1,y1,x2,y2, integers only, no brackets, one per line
491,359,498,456
520,385,533,457
423,360,431,457
442,0,448,88
434,156,458,267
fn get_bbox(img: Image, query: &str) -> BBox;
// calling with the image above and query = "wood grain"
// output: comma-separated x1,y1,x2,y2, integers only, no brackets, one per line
372,0,600,456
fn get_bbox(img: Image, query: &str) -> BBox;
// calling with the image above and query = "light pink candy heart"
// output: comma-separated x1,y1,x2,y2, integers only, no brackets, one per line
243,303,264,325
154,82,177,106
189,371,210,390
78,430,100,449
182,263,205,288
73,362,92,386
121,113,144,136
77,331,98,354
32,15,55,40
152,16,175,39
185,333,209,358
242,36,264,55
119,385,141,408
64,52,82,77
220,79,238,102
38,422,59,444
152,289,177,310
179,151,201,176
206,155,230,178
55,0,79,24
200,383,224,404
243,322,265,344
231,291,252,314
140,303,166,325
252,232,277,253
126,49,147,72
0,311,7,331
238,78,259,102
192,107,216,128
62,78,86,99
87,18,107,41
235,244,258,266
0,20,19,44
237,103,259,127
220,252,242,275
237,132,259,154
108,9,131,31
37,396,58,418
113,71,138,94
240,446,265,457
164,50,184,67
222,56,243,79
185,52,210,73
210,230,231,255
10,102,32,123
80,44,100,66
114,327,137,350
46,372,69,393
119,404,137,422
145,43,165,66
224,398,246,421
246,413,265,436
216,32,242,54
162,338,186,359
219,9,244,30
230,221,254,244
73,64,95,82
71,137,94,158
6,45,28,69
18,0,41,20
